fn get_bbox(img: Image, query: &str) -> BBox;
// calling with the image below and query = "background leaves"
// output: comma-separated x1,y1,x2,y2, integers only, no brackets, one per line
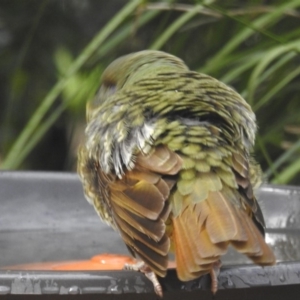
1,0,300,184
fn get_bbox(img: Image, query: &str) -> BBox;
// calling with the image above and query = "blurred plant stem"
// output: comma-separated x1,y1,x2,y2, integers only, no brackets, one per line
2,0,144,169
2,0,49,152
150,4,205,50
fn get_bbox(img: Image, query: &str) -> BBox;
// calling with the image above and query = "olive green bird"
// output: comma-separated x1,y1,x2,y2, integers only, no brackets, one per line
78,50,275,296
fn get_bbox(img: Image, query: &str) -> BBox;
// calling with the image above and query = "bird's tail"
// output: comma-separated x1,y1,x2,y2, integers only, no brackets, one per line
171,186,275,281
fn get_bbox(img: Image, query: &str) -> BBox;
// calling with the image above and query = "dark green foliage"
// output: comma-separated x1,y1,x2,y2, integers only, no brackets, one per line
1,0,300,184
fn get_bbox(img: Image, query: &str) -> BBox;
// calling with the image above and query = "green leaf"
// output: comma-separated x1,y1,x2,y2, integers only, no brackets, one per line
201,0,300,74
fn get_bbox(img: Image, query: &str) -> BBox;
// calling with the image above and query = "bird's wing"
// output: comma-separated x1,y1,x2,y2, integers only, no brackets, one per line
102,145,182,277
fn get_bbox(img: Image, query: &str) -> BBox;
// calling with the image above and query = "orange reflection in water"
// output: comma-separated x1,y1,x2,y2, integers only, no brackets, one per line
3,254,176,271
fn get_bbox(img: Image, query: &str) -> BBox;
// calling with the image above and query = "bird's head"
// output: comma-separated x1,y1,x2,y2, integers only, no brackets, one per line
86,50,188,120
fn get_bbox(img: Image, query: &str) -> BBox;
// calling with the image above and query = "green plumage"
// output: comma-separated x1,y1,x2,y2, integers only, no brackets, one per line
78,50,275,297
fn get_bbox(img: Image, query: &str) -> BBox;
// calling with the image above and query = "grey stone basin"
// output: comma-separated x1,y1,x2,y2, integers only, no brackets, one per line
0,171,300,299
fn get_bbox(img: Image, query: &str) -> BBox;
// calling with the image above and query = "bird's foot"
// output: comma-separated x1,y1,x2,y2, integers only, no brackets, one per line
124,261,163,297
210,260,222,295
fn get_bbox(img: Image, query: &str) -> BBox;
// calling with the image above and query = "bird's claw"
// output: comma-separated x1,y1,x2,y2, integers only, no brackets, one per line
124,261,163,298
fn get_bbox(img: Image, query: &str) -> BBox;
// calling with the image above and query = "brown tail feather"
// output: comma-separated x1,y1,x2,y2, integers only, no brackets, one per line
173,216,212,280
206,191,248,243
231,208,262,255
231,209,275,264
243,215,275,264
182,202,228,259
172,189,275,281
173,203,226,281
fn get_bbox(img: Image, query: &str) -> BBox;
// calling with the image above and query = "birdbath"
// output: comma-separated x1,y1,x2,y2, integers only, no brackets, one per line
0,171,300,299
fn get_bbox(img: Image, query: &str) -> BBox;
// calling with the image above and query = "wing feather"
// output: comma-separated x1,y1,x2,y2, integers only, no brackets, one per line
107,145,182,277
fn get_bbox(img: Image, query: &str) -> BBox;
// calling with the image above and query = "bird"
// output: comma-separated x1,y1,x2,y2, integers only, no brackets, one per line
77,50,276,297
